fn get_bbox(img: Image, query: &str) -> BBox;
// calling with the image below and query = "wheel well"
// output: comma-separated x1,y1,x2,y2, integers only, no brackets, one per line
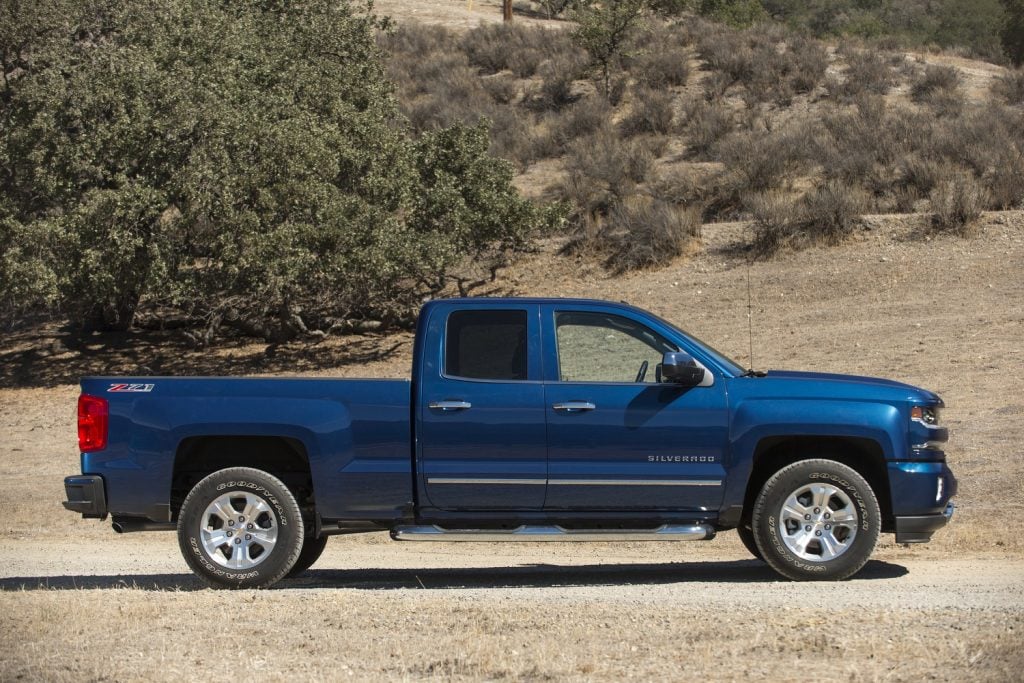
171,436,313,521
741,436,893,528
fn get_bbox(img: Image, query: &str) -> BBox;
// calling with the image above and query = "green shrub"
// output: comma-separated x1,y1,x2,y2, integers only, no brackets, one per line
698,0,768,29
0,1,556,338
1004,0,1024,66
572,0,648,98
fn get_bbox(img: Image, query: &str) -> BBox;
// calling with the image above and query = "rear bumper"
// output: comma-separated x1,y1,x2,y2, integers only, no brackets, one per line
63,475,107,519
894,502,955,543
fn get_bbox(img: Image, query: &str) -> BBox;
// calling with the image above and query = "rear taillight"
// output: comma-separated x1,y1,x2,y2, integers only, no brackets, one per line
78,394,108,452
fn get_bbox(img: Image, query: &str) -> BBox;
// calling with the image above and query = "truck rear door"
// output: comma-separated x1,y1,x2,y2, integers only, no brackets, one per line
415,302,547,510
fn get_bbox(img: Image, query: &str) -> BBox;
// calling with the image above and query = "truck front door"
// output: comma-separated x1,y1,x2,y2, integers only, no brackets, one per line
416,304,547,510
541,305,729,511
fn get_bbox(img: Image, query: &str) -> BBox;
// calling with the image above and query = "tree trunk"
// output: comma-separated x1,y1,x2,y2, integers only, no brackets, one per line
84,292,140,333
503,0,513,22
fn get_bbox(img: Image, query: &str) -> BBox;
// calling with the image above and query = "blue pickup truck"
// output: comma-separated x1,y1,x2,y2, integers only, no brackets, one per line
64,298,956,587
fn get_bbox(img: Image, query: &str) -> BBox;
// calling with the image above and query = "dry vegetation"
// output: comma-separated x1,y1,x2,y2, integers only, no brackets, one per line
382,12,1024,265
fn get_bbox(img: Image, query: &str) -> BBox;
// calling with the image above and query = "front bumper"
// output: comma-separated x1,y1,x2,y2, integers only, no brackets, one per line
63,475,107,519
895,502,955,543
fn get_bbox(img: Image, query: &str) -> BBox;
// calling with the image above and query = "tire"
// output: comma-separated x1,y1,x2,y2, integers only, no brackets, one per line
751,459,880,581
177,467,304,589
736,524,763,561
285,535,329,578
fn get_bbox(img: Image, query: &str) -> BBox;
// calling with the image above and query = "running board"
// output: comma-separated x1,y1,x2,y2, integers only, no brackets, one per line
390,524,715,542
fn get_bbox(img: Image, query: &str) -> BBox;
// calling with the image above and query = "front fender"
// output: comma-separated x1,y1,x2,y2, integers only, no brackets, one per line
722,399,902,512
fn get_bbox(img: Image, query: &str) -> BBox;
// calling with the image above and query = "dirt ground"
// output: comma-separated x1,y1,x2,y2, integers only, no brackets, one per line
2,210,1023,680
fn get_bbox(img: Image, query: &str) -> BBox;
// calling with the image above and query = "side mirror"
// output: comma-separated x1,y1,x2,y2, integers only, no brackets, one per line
661,352,705,387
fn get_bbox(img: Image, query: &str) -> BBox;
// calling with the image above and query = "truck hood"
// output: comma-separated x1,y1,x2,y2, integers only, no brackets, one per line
754,370,943,405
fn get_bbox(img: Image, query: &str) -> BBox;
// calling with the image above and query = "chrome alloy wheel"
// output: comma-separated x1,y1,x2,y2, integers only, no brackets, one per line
779,483,858,562
200,492,278,569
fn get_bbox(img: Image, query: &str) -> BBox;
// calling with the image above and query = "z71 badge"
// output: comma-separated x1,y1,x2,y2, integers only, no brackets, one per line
108,383,155,393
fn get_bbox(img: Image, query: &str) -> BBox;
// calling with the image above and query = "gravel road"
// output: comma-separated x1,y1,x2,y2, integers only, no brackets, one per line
2,536,1023,611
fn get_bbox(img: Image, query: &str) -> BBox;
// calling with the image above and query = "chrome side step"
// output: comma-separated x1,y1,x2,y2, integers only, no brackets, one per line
390,524,715,542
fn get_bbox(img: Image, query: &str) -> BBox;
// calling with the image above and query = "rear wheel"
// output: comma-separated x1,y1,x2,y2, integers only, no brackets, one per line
177,467,304,589
286,535,329,577
751,459,880,581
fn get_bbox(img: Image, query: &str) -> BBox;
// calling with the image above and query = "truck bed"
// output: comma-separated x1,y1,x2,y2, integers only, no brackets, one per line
79,376,413,523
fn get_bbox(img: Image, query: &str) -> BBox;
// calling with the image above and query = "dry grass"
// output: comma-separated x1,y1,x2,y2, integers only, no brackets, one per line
1,586,1021,681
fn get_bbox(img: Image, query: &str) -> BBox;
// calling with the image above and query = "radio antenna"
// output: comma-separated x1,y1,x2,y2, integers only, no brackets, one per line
746,259,755,373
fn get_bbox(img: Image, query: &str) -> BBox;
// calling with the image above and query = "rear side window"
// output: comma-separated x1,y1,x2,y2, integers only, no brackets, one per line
445,310,528,381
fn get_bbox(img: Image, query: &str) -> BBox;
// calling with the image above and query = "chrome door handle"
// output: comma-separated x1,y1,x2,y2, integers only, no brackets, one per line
428,400,472,411
553,401,596,412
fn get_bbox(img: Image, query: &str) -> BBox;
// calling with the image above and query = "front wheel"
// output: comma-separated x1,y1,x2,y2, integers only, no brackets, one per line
177,467,304,589
286,535,329,577
751,459,880,581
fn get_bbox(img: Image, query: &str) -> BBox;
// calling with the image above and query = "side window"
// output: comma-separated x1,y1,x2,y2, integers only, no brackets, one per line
446,310,528,381
555,312,676,383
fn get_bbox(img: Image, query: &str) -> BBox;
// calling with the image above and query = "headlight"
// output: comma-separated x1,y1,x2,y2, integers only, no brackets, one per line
910,405,940,425
910,404,948,455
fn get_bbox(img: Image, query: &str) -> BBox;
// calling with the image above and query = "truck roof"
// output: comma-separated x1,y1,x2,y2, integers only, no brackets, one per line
423,297,638,308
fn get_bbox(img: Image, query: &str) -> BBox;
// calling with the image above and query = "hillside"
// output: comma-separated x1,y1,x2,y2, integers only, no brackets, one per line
378,3,1024,265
